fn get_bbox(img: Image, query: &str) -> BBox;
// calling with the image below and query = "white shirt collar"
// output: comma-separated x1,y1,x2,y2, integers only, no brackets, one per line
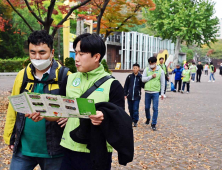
34,67,51,80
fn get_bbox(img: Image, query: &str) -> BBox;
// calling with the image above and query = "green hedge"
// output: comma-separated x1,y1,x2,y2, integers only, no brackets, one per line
0,60,24,72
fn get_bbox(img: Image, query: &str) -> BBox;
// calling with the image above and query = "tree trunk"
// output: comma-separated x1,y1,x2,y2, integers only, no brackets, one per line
81,19,84,34
76,19,81,36
173,36,182,68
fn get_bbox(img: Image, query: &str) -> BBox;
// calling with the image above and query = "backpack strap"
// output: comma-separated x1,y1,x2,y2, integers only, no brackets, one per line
58,66,69,87
80,75,114,98
20,67,28,93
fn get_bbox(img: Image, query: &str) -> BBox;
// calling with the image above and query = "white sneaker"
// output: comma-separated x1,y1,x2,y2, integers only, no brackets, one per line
159,95,161,98
187,92,189,94
163,95,166,98
208,80,211,82
213,81,215,82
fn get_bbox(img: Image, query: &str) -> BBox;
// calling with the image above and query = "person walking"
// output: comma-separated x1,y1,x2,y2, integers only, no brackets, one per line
208,62,215,82
181,65,191,94
204,63,209,76
142,57,165,131
219,63,222,76
158,57,169,98
124,64,144,127
196,61,203,82
172,64,183,92
3,30,71,170
189,62,197,82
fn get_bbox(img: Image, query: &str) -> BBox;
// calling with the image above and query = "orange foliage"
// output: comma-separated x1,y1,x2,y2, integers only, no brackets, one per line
79,0,155,35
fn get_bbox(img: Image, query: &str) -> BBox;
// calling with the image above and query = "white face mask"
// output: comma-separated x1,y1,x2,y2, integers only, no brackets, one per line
31,54,52,71
150,64,156,69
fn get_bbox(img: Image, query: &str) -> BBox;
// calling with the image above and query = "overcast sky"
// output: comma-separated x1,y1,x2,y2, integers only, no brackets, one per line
213,0,222,19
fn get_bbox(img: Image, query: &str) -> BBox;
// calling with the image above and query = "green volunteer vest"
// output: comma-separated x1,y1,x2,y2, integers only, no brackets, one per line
60,65,114,153
159,64,167,74
144,67,162,92
190,65,197,73
182,70,191,82
210,65,214,73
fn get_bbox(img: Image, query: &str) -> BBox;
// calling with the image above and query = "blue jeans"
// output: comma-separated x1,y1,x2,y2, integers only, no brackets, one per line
159,79,167,95
145,92,159,125
10,150,63,170
191,73,195,81
210,73,215,81
127,99,140,123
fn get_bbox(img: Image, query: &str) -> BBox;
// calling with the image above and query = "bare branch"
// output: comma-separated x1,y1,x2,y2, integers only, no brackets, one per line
51,0,91,37
6,0,34,32
24,0,44,25
36,2,43,30
46,0,56,24
96,0,110,34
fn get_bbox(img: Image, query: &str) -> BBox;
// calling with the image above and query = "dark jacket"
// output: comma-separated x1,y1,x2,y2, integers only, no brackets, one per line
197,64,203,73
70,102,134,170
11,60,69,156
124,73,144,101
172,67,183,80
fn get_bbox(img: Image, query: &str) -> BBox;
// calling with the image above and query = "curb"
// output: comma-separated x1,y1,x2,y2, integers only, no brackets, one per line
0,72,18,76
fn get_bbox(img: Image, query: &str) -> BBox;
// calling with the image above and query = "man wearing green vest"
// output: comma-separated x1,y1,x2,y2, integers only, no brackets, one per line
142,57,165,131
208,62,215,82
158,57,169,98
189,62,197,82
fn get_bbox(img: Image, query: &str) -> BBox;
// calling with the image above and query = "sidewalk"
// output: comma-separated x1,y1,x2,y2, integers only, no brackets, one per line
0,72,18,76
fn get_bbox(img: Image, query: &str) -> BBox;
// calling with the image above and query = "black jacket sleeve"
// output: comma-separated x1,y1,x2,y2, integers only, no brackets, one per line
109,80,125,110
123,75,130,97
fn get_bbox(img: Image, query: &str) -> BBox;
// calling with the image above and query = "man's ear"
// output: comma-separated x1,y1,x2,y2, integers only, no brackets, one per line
51,49,55,58
94,53,101,62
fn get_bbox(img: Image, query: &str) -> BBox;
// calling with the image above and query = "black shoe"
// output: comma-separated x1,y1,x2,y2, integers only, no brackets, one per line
145,119,150,125
133,122,137,127
173,90,176,92
151,124,156,131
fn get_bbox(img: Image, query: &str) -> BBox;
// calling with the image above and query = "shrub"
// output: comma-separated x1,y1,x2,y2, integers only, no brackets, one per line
101,59,111,74
0,60,24,72
65,57,77,73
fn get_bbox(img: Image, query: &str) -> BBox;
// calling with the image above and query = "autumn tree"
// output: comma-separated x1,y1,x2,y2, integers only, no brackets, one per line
79,0,155,41
4,0,91,37
143,0,219,67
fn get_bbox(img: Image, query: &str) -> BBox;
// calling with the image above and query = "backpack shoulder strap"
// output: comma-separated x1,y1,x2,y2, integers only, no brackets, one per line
58,66,69,86
20,67,28,93
80,75,114,98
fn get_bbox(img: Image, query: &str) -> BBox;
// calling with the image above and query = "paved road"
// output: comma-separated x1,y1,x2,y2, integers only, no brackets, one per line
0,72,222,169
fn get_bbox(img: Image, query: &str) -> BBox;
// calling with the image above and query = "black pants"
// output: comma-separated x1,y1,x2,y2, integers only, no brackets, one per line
174,80,182,91
60,149,112,170
196,72,202,82
182,82,190,92
205,70,208,75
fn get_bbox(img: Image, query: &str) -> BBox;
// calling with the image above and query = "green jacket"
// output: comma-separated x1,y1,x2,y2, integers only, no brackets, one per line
60,65,114,153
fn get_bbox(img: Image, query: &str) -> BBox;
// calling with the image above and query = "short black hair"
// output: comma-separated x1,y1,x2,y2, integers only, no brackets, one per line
73,33,106,62
133,63,140,67
148,56,157,64
210,62,213,65
159,57,164,60
192,62,195,64
28,30,53,51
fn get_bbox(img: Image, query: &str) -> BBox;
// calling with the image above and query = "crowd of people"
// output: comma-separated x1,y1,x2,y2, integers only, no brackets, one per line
124,58,221,132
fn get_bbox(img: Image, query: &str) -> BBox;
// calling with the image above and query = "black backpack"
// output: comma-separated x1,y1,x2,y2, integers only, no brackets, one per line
20,66,69,93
